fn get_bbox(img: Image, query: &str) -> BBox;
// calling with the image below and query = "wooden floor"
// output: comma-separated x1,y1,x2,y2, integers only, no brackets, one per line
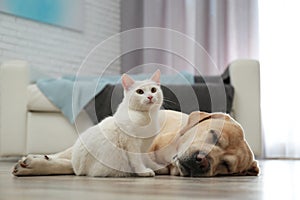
0,160,299,200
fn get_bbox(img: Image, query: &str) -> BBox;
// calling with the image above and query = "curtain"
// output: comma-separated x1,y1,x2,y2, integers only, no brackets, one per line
120,0,258,76
259,0,300,158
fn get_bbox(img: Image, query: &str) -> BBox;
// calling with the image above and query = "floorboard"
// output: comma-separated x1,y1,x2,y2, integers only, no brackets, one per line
0,160,299,200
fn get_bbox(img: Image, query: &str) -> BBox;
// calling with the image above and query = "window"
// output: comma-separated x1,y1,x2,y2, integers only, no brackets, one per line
259,0,300,158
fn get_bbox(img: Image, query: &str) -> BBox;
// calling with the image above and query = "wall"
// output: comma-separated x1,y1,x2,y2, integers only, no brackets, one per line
0,0,121,79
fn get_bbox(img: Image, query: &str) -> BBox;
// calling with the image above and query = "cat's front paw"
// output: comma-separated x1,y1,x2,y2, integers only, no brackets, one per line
136,168,155,177
12,155,49,176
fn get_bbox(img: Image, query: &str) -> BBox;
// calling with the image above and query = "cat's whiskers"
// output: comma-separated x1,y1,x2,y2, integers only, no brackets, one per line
163,98,178,106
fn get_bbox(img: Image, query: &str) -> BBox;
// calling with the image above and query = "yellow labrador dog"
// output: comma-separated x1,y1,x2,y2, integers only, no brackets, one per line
149,110,259,177
12,110,259,177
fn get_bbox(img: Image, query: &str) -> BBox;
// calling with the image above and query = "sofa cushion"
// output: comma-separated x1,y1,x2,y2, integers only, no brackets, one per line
85,83,234,124
27,84,60,112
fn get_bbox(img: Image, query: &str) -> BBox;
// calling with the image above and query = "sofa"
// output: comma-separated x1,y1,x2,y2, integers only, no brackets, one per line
0,59,262,158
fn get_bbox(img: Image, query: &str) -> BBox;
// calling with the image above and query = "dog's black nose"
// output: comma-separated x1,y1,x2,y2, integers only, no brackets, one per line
179,152,211,176
194,152,210,172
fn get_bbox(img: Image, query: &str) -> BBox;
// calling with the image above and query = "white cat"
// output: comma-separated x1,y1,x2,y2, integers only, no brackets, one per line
71,70,163,177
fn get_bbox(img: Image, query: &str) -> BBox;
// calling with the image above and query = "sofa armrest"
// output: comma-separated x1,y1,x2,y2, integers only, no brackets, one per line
0,60,29,156
229,59,262,158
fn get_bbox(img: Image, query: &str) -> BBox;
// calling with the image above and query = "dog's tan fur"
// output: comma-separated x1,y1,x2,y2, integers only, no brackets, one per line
12,110,259,177
150,110,259,176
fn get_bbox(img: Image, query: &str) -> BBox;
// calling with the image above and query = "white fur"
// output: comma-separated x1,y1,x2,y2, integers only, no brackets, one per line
71,71,163,177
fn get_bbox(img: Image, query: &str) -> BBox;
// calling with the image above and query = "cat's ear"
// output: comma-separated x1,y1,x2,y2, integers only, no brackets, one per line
151,69,161,85
121,74,135,91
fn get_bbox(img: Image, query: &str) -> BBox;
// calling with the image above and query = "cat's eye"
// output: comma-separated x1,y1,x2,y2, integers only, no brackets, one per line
151,87,157,93
136,89,144,94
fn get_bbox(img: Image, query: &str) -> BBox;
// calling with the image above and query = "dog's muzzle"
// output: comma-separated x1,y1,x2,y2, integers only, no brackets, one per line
177,151,211,177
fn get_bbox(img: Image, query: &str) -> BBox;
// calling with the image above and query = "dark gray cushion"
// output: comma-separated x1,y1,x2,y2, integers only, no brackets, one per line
85,81,234,124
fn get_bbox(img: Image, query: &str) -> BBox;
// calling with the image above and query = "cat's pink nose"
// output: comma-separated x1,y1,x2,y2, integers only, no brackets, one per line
148,96,153,100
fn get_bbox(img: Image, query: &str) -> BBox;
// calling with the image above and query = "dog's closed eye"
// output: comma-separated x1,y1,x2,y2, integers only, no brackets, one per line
209,130,219,143
206,129,221,145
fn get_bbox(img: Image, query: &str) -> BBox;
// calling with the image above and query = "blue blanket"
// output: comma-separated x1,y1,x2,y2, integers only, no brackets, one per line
37,72,194,123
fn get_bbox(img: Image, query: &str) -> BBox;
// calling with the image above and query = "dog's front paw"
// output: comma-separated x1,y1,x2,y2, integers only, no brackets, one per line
136,168,155,177
12,155,49,176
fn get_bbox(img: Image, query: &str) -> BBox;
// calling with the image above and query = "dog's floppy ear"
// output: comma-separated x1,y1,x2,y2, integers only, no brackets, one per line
177,111,217,137
189,111,230,123
177,111,229,137
177,111,207,136
188,111,211,125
